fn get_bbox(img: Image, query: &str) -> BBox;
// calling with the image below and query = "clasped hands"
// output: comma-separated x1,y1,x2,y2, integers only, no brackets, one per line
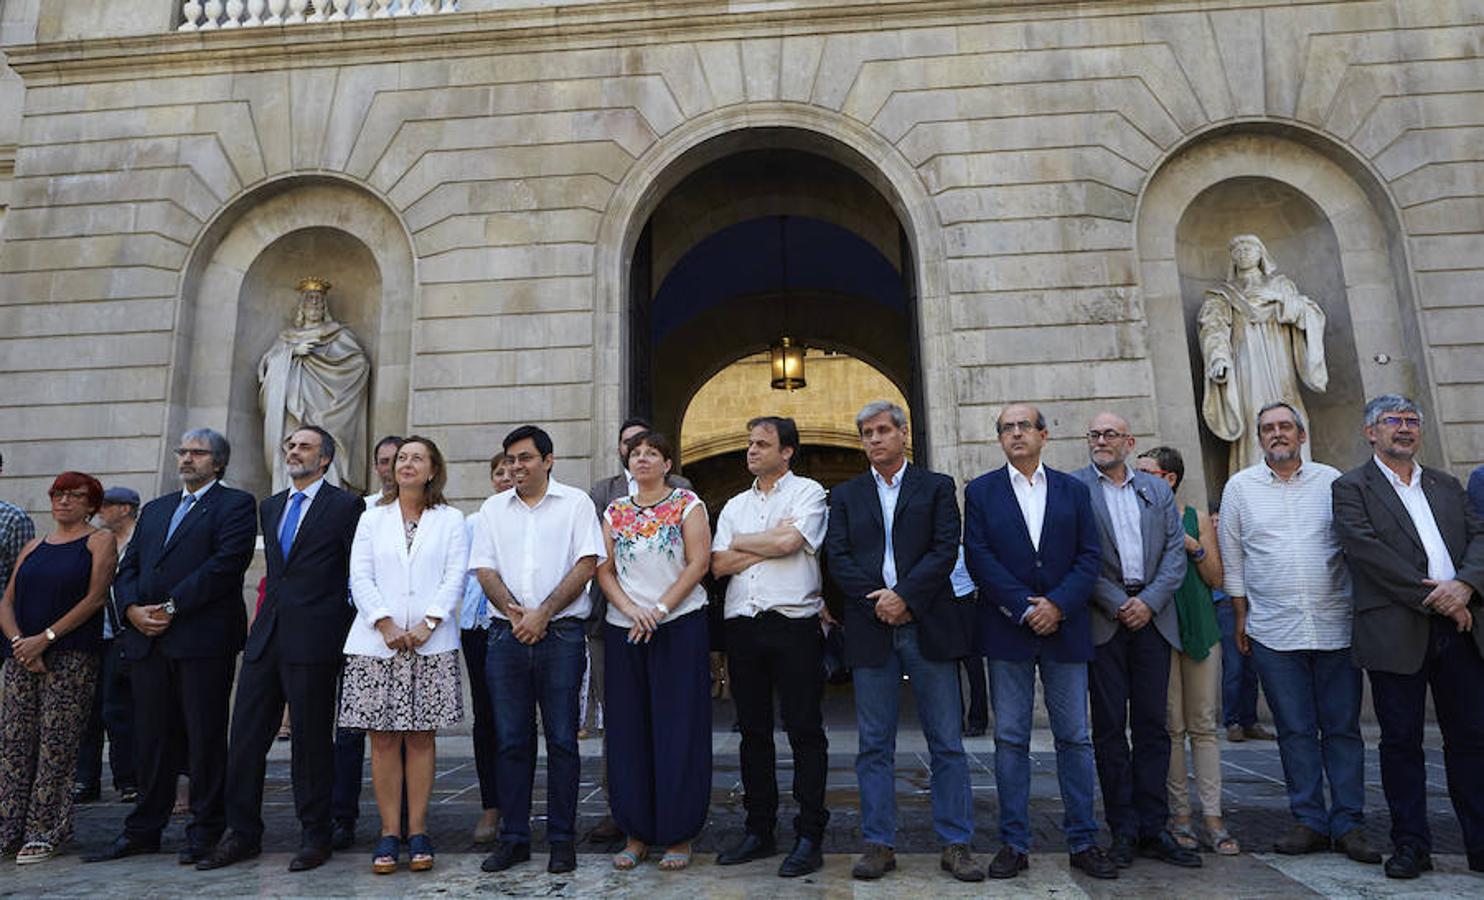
375,617,436,652
1117,597,1153,631
9,634,49,673
1423,578,1475,632
1023,596,1063,635
508,605,552,645
126,603,174,638
869,588,912,626
620,600,667,644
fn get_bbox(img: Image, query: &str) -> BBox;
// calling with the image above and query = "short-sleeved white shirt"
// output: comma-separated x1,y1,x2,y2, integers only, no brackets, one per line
603,488,708,628
712,470,828,619
467,479,605,622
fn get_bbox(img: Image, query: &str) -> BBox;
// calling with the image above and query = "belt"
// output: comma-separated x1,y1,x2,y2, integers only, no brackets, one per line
1123,582,1145,596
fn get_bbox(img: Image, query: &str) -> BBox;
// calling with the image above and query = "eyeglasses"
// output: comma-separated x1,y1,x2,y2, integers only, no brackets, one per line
997,420,1040,435
49,489,91,502
173,448,212,458
1378,415,1422,429
1086,430,1128,442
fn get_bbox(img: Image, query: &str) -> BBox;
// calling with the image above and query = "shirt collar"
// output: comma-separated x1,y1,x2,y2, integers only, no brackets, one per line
1095,465,1135,488
504,477,571,510
751,469,794,497
1261,460,1307,483
182,479,218,502
1008,462,1045,487
1373,455,1422,489
289,477,325,500
872,458,908,489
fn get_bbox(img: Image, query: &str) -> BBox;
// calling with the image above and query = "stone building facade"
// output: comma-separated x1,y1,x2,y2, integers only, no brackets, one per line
0,0,1480,514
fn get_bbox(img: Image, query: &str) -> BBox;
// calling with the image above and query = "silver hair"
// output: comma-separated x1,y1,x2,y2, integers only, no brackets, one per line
1255,401,1305,435
181,427,231,476
855,401,907,433
1363,394,1422,428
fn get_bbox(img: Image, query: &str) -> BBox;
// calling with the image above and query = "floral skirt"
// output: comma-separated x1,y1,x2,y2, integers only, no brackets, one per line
339,649,463,732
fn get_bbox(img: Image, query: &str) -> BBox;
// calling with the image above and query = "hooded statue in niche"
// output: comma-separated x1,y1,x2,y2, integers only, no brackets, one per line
258,277,370,492
1198,233,1328,474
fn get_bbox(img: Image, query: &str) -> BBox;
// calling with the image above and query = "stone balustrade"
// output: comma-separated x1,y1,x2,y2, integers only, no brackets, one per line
179,0,458,30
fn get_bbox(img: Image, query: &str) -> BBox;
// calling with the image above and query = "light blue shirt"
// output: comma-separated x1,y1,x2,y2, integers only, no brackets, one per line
1098,467,1145,584
873,459,907,589
950,546,975,598
459,516,489,630
276,477,325,547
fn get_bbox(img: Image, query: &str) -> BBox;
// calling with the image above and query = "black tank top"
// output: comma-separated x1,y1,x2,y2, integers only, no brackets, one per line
6,533,102,657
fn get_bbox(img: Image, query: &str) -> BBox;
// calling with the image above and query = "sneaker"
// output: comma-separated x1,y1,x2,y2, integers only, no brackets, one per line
1226,724,1246,742
851,842,896,880
940,843,985,882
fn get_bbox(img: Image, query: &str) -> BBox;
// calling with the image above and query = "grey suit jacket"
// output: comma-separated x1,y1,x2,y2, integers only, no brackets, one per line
1332,461,1484,674
1070,464,1186,649
585,470,694,628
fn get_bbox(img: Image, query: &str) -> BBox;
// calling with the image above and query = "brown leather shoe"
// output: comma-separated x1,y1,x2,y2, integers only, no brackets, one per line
1274,824,1330,855
940,843,985,882
1242,724,1277,741
1335,829,1382,864
852,842,896,880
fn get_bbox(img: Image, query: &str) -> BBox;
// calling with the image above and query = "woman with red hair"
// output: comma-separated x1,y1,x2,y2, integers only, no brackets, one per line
0,472,117,864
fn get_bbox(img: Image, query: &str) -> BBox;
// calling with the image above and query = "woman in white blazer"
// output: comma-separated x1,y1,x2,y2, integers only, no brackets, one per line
338,436,468,875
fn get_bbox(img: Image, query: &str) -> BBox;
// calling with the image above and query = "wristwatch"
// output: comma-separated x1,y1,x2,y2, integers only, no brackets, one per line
1190,547,1207,562
424,616,440,631
44,627,57,642
655,603,670,617
162,599,177,616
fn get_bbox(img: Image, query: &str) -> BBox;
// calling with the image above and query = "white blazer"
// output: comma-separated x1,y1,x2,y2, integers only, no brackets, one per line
344,501,469,659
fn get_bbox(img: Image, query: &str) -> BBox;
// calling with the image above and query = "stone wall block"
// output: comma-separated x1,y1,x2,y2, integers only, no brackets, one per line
1392,160,1483,209
385,143,633,211
899,111,1163,172
952,321,1146,368
0,369,167,408
944,216,1133,259
418,276,593,319
935,182,1136,227
1139,10,1235,122
740,37,782,103
1206,8,1265,117
954,359,1151,406
0,400,163,440
417,310,592,354
1,233,188,274
0,297,174,338
947,249,1136,294
413,346,592,390
779,34,824,103
948,287,1140,331
694,40,745,108
417,242,594,284
412,383,591,426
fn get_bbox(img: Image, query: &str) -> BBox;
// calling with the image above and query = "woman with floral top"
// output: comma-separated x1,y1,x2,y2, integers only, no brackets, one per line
595,430,712,872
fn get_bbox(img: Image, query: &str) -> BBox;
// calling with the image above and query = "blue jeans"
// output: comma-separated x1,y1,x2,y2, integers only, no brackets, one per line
988,656,1099,854
487,618,586,846
1248,640,1365,837
853,624,973,847
1214,598,1259,727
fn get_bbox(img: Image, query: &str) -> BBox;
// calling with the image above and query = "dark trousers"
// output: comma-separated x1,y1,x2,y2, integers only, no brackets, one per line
123,648,235,850
724,612,829,841
1215,598,1259,727
960,655,989,731
331,727,364,824
604,612,712,846
1369,617,1484,862
75,639,136,791
223,639,340,847
461,627,500,812
1090,623,1172,839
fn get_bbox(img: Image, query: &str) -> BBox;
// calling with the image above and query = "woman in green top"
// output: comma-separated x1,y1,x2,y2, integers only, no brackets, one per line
1136,448,1238,856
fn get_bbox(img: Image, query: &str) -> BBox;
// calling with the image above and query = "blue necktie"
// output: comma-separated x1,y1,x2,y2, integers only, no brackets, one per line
164,493,196,543
279,491,305,561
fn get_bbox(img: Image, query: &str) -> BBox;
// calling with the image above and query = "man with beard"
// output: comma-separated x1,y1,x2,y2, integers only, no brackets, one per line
1217,402,1379,865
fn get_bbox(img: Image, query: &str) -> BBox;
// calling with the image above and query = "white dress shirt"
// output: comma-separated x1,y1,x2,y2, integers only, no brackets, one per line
1219,461,1352,651
276,477,324,546
873,459,908,589
712,470,829,619
467,479,605,622
1374,457,1456,582
1008,463,1047,551
1097,467,1145,584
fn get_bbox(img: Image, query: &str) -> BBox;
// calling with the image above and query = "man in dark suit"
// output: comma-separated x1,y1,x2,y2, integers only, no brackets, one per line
198,426,363,872
963,403,1117,881
1070,412,1199,869
87,428,257,864
1469,464,1484,520
825,401,983,883
1332,394,1484,879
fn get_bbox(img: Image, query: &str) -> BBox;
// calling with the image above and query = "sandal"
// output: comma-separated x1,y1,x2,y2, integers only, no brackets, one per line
612,844,648,870
408,833,435,872
1169,821,1199,851
1204,826,1240,856
16,841,56,865
658,845,692,871
371,834,400,874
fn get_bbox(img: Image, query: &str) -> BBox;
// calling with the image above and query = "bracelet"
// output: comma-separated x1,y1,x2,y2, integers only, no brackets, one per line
1189,546,1206,562
8,634,20,646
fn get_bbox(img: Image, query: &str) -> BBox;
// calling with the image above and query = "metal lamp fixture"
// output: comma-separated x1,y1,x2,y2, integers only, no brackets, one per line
769,336,806,391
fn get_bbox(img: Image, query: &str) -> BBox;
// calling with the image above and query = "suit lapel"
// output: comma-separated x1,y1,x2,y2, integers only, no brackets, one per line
864,474,885,533
1364,463,1425,555
1083,468,1117,562
285,485,336,567
161,487,211,557
999,466,1035,551
1422,469,1464,560
1134,476,1162,571
264,491,288,560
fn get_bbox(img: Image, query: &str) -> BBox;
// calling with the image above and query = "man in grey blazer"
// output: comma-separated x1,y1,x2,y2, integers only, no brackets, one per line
584,416,692,843
1071,412,1199,868
1332,395,1484,879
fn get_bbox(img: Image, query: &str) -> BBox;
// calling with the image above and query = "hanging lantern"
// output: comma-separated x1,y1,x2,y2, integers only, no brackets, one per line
769,337,807,391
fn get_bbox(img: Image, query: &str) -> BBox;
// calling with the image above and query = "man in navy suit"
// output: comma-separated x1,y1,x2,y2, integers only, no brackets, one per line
87,428,257,864
825,401,984,883
199,426,363,872
1070,412,1199,868
963,403,1117,880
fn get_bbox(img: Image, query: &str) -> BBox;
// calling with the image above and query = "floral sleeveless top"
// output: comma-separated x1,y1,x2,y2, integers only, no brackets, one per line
603,488,707,627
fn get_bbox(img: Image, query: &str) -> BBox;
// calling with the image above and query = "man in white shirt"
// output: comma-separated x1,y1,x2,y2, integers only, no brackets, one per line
710,416,831,878
469,425,604,876
1332,394,1484,879
1219,401,1378,864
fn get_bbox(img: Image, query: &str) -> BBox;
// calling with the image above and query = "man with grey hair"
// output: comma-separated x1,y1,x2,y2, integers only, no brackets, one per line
0,449,37,601
1218,402,1378,864
87,428,258,865
1332,394,1484,878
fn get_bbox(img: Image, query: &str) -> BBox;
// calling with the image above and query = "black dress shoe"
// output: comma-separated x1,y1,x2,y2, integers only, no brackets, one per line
481,840,531,872
777,836,823,877
1070,845,1119,879
1384,845,1433,879
987,845,1028,879
289,845,331,872
716,832,776,865
331,820,356,851
84,835,159,863
586,816,623,844
964,725,987,738
196,834,261,871
179,846,211,865
71,783,101,804
547,840,576,874
1109,833,1136,868
1139,831,1202,868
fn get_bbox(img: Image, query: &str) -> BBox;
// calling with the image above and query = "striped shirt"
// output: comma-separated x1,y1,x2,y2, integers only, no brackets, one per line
0,501,36,596
1218,460,1352,651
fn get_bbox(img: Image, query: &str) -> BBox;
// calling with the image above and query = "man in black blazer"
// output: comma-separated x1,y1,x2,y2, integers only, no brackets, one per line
1332,394,1484,879
199,426,363,872
825,401,984,883
87,428,257,864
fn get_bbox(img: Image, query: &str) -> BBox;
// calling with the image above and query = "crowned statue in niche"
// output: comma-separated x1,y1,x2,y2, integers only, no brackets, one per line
1198,233,1329,473
258,277,370,491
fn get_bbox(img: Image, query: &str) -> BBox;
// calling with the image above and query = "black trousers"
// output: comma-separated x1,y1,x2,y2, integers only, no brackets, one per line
1089,623,1172,839
123,648,235,850
724,612,829,841
960,655,989,731
223,638,340,847
331,656,365,825
461,627,500,811
75,639,136,791
1369,617,1484,864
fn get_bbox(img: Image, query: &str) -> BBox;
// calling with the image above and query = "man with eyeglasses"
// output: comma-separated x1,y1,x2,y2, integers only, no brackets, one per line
962,404,1116,880
86,429,257,865
1071,413,1199,869
1332,395,1484,879
1217,402,1379,865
